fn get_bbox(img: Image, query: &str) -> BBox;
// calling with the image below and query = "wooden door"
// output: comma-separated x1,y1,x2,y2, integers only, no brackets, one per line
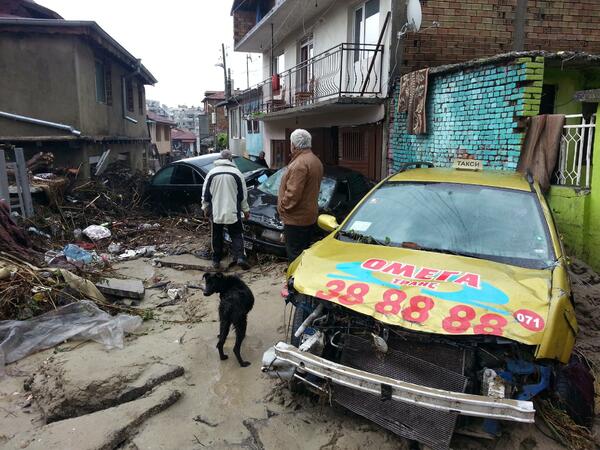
338,123,382,180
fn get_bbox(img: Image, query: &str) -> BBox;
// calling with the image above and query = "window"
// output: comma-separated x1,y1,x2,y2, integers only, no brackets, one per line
126,79,134,112
246,119,260,134
152,166,175,185
342,182,554,269
105,64,113,105
171,165,196,184
540,84,556,115
95,60,106,103
138,83,144,114
164,125,171,142
354,0,380,61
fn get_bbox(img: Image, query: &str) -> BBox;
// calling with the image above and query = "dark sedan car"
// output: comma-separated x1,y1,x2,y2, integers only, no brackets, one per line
147,154,273,210
240,166,372,256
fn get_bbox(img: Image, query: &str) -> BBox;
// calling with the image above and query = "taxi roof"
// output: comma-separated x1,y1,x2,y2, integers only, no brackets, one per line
387,167,532,191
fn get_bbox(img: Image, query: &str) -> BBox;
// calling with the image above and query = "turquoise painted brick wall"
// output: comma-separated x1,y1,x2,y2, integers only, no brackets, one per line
388,57,544,173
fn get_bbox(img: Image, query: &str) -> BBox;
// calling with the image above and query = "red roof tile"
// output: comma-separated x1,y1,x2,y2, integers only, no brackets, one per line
147,111,175,125
171,128,197,142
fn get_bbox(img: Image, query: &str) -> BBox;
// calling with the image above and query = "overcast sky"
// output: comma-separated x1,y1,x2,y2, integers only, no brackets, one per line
41,0,264,108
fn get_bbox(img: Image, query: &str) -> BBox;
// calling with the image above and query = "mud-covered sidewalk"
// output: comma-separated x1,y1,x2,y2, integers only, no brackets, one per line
1,254,599,450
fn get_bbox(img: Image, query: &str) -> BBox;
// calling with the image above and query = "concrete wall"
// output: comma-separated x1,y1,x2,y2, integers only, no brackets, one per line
547,103,600,272
388,56,544,172
74,39,148,139
0,33,148,140
0,34,81,136
149,122,172,155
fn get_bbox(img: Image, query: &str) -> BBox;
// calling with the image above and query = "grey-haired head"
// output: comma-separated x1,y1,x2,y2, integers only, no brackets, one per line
220,149,233,160
290,129,312,152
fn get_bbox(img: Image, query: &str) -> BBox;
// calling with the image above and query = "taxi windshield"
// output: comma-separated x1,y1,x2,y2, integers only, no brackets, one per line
341,182,555,269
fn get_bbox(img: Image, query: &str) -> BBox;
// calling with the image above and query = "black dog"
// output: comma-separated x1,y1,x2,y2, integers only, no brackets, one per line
202,272,254,367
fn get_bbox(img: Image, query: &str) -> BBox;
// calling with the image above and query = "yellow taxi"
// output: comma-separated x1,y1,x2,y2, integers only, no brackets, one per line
262,161,593,448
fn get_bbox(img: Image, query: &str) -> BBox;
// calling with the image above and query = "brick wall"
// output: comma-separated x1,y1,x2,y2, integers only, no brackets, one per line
524,0,600,52
388,56,545,172
402,0,600,74
233,10,256,46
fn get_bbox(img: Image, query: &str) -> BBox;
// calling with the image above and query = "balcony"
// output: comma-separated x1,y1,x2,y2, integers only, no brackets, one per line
233,0,337,52
234,43,384,119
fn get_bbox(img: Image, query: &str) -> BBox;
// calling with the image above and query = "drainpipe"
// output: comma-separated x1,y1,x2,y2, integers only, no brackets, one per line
122,60,142,124
0,110,81,136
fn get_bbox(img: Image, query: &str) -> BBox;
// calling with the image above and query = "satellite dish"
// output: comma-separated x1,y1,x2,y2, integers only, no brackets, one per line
407,0,422,32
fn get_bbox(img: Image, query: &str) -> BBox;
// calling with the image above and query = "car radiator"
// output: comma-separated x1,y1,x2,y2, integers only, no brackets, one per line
333,334,468,450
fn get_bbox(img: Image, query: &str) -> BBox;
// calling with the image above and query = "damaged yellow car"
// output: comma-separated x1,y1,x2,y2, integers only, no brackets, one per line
262,162,594,449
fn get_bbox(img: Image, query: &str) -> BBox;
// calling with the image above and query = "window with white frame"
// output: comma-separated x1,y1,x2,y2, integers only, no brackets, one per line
354,0,380,61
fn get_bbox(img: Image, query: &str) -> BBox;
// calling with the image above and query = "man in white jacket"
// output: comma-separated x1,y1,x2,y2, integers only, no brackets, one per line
202,150,250,270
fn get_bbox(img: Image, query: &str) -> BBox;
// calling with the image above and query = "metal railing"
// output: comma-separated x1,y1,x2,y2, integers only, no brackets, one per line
234,43,384,116
553,114,596,188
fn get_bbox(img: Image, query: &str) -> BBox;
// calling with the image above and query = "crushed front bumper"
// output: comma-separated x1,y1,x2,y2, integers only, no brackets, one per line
265,342,535,423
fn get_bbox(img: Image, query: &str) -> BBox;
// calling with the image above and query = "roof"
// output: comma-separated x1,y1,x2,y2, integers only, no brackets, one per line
426,51,600,77
0,18,157,84
171,128,197,141
202,91,225,102
388,168,532,191
147,111,175,126
0,0,62,19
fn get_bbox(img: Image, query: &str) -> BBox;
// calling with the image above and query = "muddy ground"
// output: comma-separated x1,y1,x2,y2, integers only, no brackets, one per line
1,253,600,450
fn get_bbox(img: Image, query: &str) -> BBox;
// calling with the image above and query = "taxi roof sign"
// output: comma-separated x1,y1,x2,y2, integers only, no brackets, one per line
453,158,483,171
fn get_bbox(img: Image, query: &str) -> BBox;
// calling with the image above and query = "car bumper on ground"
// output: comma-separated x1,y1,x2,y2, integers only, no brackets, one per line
263,342,535,423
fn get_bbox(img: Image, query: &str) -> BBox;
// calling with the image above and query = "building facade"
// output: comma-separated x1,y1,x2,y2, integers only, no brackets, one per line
231,0,393,176
0,17,156,178
147,111,175,166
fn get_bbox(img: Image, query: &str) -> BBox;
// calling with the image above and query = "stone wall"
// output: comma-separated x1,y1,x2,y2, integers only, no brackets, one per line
388,56,544,172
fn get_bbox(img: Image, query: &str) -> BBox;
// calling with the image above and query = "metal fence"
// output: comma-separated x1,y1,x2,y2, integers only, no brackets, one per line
553,114,596,188
235,42,384,116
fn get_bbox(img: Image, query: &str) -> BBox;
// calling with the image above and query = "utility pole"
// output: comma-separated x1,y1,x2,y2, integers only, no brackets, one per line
221,43,229,99
246,54,252,89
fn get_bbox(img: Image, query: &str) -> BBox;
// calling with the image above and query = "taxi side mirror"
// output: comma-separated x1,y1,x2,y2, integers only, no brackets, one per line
318,214,339,232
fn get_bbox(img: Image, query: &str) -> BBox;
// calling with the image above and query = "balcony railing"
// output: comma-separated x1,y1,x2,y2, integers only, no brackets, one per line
553,114,596,188
236,43,384,116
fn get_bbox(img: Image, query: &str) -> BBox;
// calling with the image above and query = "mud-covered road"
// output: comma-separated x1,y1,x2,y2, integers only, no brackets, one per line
1,255,599,449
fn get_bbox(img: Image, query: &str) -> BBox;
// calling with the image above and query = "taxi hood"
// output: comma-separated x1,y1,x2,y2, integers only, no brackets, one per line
289,238,553,346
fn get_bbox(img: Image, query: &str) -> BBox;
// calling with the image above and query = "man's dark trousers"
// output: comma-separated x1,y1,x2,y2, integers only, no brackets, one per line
212,220,244,263
284,224,315,262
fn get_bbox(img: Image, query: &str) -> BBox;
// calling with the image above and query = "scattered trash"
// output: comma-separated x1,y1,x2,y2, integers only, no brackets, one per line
63,244,95,265
83,225,112,241
61,269,106,303
73,228,83,240
118,245,157,261
108,242,122,254
0,300,142,373
167,288,186,300
27,227,50,239
139,223,161,231
96,278,145,300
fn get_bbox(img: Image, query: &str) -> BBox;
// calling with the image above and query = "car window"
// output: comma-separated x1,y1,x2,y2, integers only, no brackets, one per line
258,168,336,209
233,157,263,173
152,166,175,185
341,182,554,269
171,165,196,184
347,174,370,200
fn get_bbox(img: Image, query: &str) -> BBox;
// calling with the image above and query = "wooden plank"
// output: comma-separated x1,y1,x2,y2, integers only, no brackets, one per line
0,150,10,208
14,148,34,217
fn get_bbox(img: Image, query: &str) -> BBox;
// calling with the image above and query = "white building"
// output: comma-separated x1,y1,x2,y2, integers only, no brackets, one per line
230,0,394,179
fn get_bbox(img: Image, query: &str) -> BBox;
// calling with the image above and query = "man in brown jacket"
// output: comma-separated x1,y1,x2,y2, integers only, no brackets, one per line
277,129,324,261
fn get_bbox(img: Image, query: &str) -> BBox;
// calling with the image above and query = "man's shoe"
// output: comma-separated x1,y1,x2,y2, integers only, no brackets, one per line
237,258,250,270
212,260,222,270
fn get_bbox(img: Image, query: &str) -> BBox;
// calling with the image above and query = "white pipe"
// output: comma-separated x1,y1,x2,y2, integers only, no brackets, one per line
294,303,324,338
0,110,81,136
